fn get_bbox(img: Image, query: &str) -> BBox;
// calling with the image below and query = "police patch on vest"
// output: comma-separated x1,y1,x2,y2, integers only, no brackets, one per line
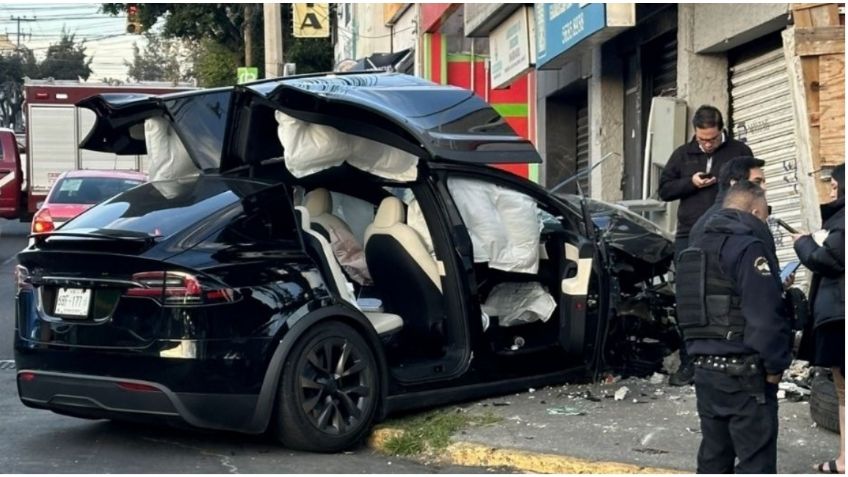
754,256,771,276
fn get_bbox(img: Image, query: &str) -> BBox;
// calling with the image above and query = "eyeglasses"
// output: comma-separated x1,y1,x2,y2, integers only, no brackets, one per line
695,133,722,145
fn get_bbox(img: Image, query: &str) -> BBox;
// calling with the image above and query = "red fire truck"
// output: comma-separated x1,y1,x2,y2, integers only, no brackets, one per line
0,80,192,221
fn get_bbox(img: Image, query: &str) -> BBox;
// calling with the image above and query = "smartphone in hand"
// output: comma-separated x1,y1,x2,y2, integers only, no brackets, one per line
775,218,798,234
780,260,800,283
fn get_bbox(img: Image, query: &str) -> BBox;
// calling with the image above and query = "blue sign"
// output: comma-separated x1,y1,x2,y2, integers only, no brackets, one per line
535,3,606,69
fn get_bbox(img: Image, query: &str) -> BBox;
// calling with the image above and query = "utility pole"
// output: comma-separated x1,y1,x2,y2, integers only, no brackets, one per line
244,4,254,67
10,16,35,53
263,3,283,78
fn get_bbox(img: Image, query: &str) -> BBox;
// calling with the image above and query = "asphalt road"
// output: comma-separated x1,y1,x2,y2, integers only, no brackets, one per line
0,219,492,473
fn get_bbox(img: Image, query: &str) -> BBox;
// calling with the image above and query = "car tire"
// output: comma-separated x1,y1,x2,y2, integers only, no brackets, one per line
810,373,840,434
274,321,380,452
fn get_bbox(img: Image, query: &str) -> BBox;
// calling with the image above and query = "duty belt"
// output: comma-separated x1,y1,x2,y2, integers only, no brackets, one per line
693,355,762,376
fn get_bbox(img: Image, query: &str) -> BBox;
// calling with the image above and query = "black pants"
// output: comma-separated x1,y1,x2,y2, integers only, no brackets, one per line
694,367,779,473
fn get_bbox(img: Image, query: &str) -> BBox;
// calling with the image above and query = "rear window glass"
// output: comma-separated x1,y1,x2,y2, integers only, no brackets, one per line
62,177,269,238
164,90,231,171
48,177,144,205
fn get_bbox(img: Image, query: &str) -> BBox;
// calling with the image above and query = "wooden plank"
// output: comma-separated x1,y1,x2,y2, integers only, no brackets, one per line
809,4,840,26
819,54,844,166
795,26,845,55
792,3,833,11
793,7,813,27
801,56,821,123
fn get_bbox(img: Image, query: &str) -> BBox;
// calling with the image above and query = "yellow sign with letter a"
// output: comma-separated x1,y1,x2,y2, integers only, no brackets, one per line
293,3,330,38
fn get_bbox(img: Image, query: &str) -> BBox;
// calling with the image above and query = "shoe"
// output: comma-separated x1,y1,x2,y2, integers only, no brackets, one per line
815,460,843,473
669,362,695,386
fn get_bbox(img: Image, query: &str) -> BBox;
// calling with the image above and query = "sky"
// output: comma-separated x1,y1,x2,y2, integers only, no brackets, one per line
0,2,146,81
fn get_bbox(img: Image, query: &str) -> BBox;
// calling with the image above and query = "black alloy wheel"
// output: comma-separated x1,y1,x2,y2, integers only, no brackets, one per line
276,321,379,452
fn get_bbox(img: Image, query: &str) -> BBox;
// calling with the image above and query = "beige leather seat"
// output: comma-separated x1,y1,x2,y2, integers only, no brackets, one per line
304,188,352,241
295,205,402,337
364,197,444,343
303,188,371,285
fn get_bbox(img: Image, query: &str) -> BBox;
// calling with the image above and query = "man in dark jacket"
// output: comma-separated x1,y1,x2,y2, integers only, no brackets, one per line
680,181,792,473
659,105,754,254
660,105,753,386
688,156,766,246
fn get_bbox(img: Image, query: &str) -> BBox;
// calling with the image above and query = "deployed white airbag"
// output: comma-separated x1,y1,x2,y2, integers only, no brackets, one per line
276,110,418,182
448,178,540,273
481,282,557,327
144,117,197,182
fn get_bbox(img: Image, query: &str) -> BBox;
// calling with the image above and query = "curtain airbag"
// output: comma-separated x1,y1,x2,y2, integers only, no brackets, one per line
144,117,197,182
276,111,418,182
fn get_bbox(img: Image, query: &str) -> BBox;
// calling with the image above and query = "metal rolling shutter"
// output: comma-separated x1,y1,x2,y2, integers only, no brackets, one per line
730,48,807,288
651,35,677,97
576,106,590,194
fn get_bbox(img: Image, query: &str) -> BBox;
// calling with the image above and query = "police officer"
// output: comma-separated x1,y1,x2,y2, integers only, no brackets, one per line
676,180,792,473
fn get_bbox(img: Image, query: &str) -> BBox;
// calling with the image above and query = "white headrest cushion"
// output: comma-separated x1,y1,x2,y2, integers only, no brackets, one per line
304,188,332,217
373,197,405,228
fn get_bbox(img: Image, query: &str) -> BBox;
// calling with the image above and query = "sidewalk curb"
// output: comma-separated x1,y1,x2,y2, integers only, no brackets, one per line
368,427,682,474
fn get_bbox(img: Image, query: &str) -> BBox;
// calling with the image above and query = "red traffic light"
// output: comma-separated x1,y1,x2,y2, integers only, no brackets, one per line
127,4,138,15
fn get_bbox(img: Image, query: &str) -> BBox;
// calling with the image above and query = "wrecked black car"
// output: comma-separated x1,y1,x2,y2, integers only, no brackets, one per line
14,72,677,452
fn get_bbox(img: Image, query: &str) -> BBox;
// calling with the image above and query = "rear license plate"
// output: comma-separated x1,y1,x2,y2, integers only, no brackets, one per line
55,288,91,317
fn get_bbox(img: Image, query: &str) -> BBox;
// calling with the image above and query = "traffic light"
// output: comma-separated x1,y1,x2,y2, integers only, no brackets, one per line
126,4,143,34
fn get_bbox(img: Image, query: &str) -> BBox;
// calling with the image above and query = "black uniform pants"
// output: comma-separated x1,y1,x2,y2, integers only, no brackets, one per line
694,367,779,473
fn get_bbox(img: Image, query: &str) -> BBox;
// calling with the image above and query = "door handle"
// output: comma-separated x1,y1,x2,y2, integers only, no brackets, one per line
0,169,11,174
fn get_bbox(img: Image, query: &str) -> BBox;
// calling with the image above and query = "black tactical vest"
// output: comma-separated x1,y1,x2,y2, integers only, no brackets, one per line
676,233,749,341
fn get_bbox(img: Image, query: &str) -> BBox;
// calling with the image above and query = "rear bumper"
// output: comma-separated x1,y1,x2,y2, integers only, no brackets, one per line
17,369,262,432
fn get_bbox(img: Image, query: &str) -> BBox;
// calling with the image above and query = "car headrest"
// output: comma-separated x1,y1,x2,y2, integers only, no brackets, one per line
373,197,405,228
304,188,332,217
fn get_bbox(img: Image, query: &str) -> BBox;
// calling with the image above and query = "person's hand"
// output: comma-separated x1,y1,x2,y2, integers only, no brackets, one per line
783,272,795,289
691,172,717,188
765,373,782,384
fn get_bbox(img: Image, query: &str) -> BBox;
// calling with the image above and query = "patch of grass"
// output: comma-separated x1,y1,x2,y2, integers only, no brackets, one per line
381,408,502,456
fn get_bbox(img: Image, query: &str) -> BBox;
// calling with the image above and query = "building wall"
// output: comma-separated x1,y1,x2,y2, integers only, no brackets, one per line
693,3,790,53
334,4,417,66
592,44,626,203
676,4,730,138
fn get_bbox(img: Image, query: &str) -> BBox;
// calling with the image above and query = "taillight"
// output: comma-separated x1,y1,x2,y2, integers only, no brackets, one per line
125,271,236,306
116,382,160,393
32,209,54,234
19,372,36,382
15,265,32,292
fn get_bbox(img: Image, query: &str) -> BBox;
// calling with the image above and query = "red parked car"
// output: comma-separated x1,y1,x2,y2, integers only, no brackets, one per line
31,170,147,234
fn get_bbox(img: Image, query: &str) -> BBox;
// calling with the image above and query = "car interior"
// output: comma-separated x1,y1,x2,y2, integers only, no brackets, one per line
287,170,588,373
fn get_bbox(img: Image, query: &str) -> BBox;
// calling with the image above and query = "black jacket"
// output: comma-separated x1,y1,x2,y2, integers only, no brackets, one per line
687,209,793,374
659,135,753,239
794,198,845,329
688,189,727,246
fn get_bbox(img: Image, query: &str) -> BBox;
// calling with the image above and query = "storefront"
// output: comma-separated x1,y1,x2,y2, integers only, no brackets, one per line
533,4,645,194
418,4,537,180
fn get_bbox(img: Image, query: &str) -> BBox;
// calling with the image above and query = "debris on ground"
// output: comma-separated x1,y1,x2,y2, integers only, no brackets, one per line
663,351,682,375
649,372,666,385
603,374,622,384
778,382,811,402
614,386,630,401
546,406,585,416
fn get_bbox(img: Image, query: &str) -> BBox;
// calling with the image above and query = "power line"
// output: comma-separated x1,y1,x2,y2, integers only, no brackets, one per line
9,15,36,50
